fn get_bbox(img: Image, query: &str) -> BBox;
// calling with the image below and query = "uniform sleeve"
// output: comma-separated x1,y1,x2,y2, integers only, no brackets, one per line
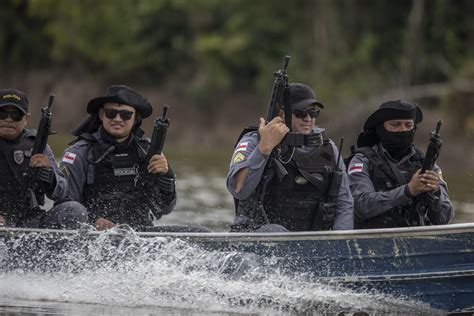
57,144,89,203
226,132,270,200
330,142,354,230
43,144,67,200
348,154,412,221
427,164,454,224
146,165,177,219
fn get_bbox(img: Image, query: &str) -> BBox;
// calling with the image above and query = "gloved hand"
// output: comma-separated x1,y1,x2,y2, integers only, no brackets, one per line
36,167,56,188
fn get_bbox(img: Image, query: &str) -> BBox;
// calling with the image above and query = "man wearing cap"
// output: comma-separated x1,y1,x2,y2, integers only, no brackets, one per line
347,100,454,229
227,83,353,232
58,85,176,231
0,88,87,228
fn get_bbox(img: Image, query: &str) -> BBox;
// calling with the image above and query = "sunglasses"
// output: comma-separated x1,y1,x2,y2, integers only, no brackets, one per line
293,109,320,119
0,109,25,121
103,109,135,121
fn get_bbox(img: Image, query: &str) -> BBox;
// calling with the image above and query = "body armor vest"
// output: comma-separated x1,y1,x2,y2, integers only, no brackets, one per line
355,145,425,228
81,136,156,228
0,131,44,225
240,141,337,231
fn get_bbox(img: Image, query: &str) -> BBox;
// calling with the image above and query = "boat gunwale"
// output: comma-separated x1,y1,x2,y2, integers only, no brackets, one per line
1,222,473,241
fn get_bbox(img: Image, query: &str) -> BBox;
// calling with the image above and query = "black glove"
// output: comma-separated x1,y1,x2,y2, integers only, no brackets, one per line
36,167,56,189
156,174,175,192
424,191,439,210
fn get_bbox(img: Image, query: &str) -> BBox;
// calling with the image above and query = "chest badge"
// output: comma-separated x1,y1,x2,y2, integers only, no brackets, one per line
13,150,25,165
24,149,32,158
295,175,308,185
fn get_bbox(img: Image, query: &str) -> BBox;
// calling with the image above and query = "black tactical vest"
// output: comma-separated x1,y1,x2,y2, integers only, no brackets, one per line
354,145,425,228
239,141,337,231
0,131,44,225
81,136,156,228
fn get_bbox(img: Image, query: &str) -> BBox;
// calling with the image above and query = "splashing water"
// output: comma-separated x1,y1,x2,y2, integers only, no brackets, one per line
0,228,442,315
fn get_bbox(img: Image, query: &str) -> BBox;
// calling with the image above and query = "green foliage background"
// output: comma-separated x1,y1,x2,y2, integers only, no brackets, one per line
1,0,473,135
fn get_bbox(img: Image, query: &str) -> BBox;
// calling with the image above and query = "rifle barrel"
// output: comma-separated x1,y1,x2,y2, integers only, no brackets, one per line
435,120,442,134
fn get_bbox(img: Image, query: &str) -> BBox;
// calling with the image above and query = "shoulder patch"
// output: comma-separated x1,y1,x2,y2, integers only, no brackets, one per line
234,141,249,153
60,165,71,179
62,152,77,164
348,163,364,175
232,152,246,164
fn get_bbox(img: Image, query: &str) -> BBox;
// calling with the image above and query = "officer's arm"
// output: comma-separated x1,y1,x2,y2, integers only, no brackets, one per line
348,154,412,221
427,164,454,224
58,145,88,202
331,143,354,230
226,133,270,200
148,165,177,218
43,144,66,199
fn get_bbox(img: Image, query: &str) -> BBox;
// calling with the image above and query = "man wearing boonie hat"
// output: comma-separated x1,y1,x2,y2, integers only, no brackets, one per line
57,85,177,231
0,88,87,228
347,100,454,228
227,83,353,232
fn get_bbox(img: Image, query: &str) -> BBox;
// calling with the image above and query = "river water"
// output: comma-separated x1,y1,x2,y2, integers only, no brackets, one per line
1,165,473,315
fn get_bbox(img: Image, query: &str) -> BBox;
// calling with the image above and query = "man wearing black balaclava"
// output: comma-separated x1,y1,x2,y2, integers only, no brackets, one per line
347,100,454,229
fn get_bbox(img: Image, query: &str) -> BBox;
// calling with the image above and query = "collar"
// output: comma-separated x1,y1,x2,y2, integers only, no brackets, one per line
377,143,416,165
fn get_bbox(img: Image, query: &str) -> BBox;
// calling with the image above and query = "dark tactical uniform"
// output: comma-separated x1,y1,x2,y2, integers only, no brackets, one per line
227,127,353,232
0,129,86,228
348,144,453,228
59,129,176,230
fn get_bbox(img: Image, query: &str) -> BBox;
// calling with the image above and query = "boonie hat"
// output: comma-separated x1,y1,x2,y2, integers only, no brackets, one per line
0,88,28,113
289,83,324,110
87,85,153,118
363,100,423,131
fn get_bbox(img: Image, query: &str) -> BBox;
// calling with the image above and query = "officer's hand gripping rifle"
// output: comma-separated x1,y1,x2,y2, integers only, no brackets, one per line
415,120,443,226
147,105,170,159
23,94,55,210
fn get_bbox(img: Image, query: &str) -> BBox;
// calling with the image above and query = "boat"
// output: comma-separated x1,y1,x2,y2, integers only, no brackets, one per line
1,222,473,313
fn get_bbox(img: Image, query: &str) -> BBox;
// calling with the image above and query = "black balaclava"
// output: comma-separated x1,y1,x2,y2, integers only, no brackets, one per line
376,124,415,160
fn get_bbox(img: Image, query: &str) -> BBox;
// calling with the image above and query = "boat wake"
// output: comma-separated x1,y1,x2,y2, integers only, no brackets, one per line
0,228,442,315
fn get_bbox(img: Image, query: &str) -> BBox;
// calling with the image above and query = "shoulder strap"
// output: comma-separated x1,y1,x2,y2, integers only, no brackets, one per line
234,124,259,149
353,146,406,185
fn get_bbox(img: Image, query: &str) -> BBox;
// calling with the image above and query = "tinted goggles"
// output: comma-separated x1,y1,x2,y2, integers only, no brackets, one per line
0,109,25,121
103,109,135,121
293,109,320,119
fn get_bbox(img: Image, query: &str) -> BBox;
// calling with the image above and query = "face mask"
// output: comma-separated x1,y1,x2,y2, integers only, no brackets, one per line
376,125,415,157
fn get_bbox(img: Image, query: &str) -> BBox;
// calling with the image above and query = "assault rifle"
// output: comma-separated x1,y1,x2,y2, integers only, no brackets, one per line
312,138,344,230
146,105,175,192
23,94,55,210
415,120,443,226
148,104,169,159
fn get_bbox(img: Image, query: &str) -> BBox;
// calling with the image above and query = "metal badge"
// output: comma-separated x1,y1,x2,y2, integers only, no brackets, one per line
24,149,32,158
295,175,308,185
13,150,25,165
